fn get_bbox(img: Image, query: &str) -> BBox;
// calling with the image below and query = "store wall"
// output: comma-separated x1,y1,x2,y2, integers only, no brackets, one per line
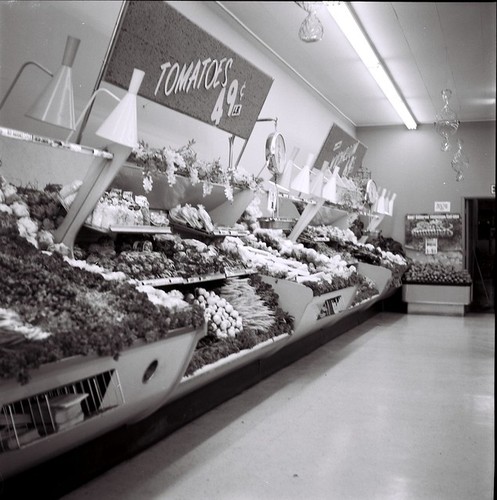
0,1,355,188
357,121,496,245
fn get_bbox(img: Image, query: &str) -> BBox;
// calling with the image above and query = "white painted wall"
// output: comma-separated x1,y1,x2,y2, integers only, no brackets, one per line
2,1,493,245
0,1,355,187
357,121,496,245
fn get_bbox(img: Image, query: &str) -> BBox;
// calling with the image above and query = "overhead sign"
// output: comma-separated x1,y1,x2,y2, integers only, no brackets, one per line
314,124,367,177
103,1,274,140
434,201,451,212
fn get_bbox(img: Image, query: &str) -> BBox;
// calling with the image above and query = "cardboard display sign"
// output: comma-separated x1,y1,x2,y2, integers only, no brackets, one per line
314,124,367,177
405,213,463,265
103,1,273,140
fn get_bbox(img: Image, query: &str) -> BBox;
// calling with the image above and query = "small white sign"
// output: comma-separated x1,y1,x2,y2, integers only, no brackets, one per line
434,201,451,212
425,238,438,255
491,185,495,195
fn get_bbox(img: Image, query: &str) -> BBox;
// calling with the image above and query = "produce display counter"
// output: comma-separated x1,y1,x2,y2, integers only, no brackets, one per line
169,333,291,403
261,276,357,340
357,262,393,297
112,163,255,227
0,324,206,478
0,296,386,499
0,127,408,486
168,266,397,404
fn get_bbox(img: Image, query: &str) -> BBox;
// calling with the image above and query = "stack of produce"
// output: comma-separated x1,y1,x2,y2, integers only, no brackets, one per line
0,225,204,383
379,250,410,288
298,226,330,242
0,177,68,255
312,242,355,266
218,278,276,334
187,287,243,339
128,139,263,201
367,233,406,258
348,243,382,266
76,238,177,281
10,184,65,232
166,238,225,277
252,228,285,252
315,225,358,244
350,275,380,306
403,262,472,286
251,230,360,293
169,204,215,232
60,184,152,229
184,275,293,376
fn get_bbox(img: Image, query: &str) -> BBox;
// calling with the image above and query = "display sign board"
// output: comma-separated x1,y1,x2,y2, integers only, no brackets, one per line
103,1,273,140
314,124,367,177
405,213,463,266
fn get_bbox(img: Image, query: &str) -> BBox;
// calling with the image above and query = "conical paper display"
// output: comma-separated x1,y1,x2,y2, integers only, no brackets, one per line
277,147,299,191
377,188,388,214
310,161,329,198
96,68,145,148
388,193,397,216
322,166,339,203
290,152,314,195
25,35,81,130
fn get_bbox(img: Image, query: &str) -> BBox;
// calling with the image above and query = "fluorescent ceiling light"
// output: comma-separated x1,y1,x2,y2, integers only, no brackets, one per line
326,2,417,130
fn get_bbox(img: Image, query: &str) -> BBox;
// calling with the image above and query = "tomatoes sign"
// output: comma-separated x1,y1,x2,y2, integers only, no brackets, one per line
103,1,273,140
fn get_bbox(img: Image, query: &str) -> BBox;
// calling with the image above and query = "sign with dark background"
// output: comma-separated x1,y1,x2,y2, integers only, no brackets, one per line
103,1,274,140
314,123,367,177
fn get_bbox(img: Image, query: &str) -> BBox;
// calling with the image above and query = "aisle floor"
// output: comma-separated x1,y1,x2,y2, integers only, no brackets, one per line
63,313,495,500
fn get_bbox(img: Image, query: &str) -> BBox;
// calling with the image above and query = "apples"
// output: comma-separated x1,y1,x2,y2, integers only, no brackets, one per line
403,262,472,285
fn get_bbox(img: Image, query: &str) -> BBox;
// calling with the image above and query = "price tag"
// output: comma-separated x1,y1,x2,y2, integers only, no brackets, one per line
425,238,438,255
317,295,342,319
211,80,245,125
267,186,278,213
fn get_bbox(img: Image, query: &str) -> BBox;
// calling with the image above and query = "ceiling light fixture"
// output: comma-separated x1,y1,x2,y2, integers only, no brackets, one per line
326,2,417,130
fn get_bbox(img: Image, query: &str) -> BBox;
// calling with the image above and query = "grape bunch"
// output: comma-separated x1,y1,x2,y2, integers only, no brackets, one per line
186,288,242,338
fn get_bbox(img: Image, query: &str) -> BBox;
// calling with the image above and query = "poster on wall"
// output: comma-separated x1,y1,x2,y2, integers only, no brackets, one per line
103,1,274,140
405,213,463,266
313,123,367,177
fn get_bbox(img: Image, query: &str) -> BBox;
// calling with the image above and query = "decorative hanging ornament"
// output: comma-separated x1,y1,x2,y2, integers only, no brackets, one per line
296,2,324,42
451,138,469,182
434,89,460,152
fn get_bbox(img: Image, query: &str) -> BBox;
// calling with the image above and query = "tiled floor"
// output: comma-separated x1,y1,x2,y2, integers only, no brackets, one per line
63,312,495,500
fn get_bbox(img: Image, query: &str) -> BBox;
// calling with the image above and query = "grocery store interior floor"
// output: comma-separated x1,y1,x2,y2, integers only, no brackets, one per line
63,312,494,500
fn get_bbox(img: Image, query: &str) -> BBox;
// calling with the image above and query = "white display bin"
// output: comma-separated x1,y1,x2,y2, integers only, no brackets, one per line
261,276,357,340
0,324,205,478
402,283,472,316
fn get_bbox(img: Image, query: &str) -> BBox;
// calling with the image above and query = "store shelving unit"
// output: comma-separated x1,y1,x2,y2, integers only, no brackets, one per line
0,126,403,480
